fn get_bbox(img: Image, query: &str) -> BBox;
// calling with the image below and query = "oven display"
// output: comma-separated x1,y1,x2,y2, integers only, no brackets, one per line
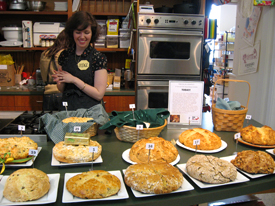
148,92,168,108
150,41,190,59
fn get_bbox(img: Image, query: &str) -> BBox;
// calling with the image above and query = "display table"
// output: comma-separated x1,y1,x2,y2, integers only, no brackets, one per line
3,112,275,206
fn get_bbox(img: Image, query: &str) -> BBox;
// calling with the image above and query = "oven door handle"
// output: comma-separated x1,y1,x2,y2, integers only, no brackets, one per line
139,31,203,37
137,83,169,87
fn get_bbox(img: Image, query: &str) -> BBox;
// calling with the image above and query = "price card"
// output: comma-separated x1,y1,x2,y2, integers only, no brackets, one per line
74,126,81,132
129,104,135,109
136,124,143,130
18,125,25,131
89,146,98,153
29,149,38,156
234,133,241,140
193,139,200,146
146,143,154,150
245,115,252,120
62,102,68,107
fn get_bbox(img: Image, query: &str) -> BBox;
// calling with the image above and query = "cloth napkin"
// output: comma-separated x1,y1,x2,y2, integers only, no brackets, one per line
38,104,109,144
99,108,170,130
215,97,243,110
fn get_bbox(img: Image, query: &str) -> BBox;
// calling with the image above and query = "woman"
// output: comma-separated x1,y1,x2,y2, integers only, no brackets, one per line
52,11,108,111
39,30,71,111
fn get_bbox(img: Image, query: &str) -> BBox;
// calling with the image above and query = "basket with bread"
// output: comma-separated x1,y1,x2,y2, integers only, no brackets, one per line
212,79,251,132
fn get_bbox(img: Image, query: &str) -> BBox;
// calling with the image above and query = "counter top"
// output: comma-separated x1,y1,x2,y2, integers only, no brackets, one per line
2,112,275,206
0,86,135,96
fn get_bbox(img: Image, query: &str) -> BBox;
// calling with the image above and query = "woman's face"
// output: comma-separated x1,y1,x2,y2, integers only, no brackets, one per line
73,25,92,52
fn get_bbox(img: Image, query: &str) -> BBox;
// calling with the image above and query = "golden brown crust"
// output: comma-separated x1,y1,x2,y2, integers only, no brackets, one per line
186,155,237,184
129,137,178,164
3,168,50,202
53,140,102,163
240,125,275,145
179,128,222,150
124,162,183,194
62,117,93,123
66,170,121,199
0,136,38,160
231,150,275,174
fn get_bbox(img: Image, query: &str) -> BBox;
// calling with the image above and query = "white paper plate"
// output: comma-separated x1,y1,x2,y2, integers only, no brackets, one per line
176,140,227,153
0,173,60,205
177,163,249,189
5,147,42,167
122,169,194,198
266,149,275,156
224,155,275,179
62,171,129,203
51,152,103,167
122,148,180,165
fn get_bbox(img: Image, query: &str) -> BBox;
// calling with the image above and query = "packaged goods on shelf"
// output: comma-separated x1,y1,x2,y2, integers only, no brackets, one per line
106,35,118,48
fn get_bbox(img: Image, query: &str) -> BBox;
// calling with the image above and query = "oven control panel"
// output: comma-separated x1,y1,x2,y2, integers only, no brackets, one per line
138,13,204,30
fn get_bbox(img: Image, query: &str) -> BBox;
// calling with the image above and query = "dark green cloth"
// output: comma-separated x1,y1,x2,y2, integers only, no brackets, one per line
99,108,170,130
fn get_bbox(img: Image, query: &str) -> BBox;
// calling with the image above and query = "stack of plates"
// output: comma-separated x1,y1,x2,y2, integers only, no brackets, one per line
54,2,68,11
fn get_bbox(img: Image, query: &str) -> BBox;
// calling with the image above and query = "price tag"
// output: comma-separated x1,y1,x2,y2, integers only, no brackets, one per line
193,139,200,146
234,133,241,140
136,124,143,130
246,115,252,120
89,146,98,153
74,126,81,132
146,143,154,150
18,125,25,131
129,104,135,109
28,149,38,156
62,102,68,106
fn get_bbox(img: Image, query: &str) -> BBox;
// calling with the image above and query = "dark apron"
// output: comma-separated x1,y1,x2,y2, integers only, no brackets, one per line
59,52,100,111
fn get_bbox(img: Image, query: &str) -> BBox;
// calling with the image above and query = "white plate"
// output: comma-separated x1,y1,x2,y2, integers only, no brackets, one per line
177,157,250,189
51,152,103,167
5,147,42,167
62,171,129,203
122,148,180,165
122,169,194,198
0,173,60,205
176,140,227,153
224,155,275,179
266,148,275,156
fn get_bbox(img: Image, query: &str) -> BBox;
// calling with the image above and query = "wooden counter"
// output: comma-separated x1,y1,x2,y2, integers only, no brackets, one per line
0,86,135,112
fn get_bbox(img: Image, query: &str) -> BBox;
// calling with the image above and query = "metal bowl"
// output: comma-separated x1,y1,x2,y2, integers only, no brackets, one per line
26,1,46,11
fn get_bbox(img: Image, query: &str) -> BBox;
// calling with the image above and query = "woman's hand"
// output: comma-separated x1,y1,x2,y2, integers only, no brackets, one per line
52,67,76,84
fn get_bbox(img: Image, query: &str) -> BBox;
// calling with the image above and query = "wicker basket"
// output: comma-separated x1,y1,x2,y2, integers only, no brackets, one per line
83,123,98,137
114,119,167,143
212,79,251,132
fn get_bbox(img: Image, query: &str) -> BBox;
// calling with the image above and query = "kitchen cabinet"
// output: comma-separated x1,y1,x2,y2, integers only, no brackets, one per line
103,95,135,113
0,95,43,111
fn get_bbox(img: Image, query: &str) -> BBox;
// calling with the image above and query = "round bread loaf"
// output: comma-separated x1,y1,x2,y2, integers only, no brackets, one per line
240,125,275,146
129,137,178,164
53,140,102,163
124,162,183,194
62,117,93,123
66,170,121,199
186,155,237,184
3,168,50,202
179,128,221,150
231,150,275,174
0,136,38,160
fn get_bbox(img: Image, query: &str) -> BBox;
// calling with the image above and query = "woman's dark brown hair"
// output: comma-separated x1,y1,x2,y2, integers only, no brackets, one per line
64,11,100,45
45,30,71,57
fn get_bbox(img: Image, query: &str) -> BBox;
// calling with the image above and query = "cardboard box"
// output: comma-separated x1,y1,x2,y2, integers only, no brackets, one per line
22,20,33,48
0,65,15,86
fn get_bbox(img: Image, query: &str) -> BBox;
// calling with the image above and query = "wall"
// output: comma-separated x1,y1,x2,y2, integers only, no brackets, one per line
229,5,275,128
219,4,237,32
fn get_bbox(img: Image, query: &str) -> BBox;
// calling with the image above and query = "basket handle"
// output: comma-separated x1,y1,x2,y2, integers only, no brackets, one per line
212,79,251,108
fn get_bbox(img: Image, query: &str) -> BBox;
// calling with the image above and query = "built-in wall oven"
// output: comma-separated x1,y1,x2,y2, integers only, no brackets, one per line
136,13,205,110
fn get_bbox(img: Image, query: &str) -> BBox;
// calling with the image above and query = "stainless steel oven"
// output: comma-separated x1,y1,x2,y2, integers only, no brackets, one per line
137,13,204,79
136,13,205,110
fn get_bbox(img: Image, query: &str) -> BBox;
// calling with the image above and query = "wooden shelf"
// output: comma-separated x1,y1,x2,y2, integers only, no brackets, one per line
0,11,68,15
